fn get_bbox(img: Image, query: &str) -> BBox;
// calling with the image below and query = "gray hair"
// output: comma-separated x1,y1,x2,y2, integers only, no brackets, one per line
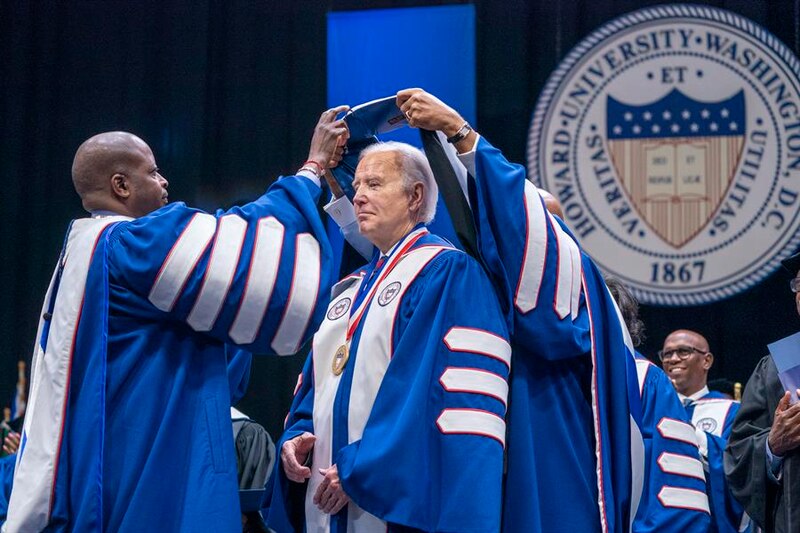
359,141,438,224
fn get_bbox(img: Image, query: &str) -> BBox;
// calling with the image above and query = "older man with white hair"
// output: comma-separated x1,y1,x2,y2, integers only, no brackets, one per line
268,141,510,533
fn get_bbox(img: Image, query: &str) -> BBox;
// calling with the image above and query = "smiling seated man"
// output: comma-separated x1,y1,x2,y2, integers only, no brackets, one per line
660,330,750,533
268,142,510,533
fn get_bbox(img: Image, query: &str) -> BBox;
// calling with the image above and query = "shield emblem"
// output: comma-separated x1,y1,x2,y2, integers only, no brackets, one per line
606,89,745,248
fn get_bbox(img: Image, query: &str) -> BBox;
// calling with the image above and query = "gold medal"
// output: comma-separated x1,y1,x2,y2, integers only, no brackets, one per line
332,343,349,375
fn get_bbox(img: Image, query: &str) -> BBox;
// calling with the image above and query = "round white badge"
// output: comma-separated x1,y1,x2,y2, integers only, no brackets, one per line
529,5,800,305
378,281,402,306
327,297,351,321
696,417,718,433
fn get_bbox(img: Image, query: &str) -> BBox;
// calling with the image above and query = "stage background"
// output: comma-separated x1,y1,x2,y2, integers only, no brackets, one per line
2,0,799,439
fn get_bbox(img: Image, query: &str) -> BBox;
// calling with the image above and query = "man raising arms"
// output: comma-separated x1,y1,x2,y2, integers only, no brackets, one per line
4,109,347,532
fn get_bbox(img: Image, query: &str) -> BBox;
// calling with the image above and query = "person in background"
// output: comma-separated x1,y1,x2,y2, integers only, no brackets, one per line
725,250,800,532
606,278,710,532
708,379,737,400
660,330,749,532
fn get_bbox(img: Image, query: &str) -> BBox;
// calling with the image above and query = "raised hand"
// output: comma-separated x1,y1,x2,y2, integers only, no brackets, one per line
396,88,464,136
307,105,350,172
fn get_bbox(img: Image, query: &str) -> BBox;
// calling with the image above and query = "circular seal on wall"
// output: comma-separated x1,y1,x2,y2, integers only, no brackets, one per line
528,5,800,305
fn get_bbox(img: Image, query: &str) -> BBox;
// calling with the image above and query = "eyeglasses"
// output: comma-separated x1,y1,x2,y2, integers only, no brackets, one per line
657,346,708,361
791,278,800,293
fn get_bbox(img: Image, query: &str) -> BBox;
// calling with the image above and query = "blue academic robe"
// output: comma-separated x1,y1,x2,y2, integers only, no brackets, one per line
464,137,644,533
227,347,254,406
268,228,510,533
0,454,15,527
687,392,749,533
5,176,334,533
634,356,711,532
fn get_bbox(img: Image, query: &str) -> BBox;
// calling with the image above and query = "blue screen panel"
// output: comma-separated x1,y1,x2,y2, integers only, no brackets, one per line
327,5,476,270
328,4,476,146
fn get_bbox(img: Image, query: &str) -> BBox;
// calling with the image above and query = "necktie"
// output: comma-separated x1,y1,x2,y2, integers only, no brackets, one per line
373,256,386,275
366,256,386,286
353,256,387,313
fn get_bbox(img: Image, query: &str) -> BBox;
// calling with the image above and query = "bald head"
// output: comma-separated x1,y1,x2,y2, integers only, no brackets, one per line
71,132,168,217
661,329,713,396
665,329,710,353
72,131,148,198
538,188,564,219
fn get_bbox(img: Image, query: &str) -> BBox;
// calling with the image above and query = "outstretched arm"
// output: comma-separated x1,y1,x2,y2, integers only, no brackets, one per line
108,109,351,355
400,88,590,359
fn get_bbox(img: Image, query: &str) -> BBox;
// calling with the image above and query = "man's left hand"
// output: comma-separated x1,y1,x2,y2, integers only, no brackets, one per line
313,464,350,514
397,88,464,137
3,431,20,455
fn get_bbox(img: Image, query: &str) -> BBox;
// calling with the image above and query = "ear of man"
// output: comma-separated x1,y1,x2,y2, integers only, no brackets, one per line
111,173,131,200
409,182,424,216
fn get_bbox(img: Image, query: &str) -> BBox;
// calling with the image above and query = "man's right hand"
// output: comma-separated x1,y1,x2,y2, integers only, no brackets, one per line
768,390,800,456
307,106,350,172
396,89,477,153
281,432,316,483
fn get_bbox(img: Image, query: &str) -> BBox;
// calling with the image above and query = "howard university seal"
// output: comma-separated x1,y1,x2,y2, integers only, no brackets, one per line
378,281,402,306
696,417,718,433
529,5,800,305
327,297,351,321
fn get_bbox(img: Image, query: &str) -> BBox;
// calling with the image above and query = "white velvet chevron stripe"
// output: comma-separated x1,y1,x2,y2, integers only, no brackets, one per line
551,213,581,320
657,487,710,513
229,217,284,345
436,408,506,446
515,180,547,313
443,327,512,368
149,213,216,312
657,452,705,480
657,418,699,446
440,367,509,407
271,233,320,355
187,214,247,332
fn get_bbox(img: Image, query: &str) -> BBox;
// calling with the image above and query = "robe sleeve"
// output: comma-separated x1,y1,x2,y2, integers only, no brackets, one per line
635,361,711,533
705,421,748,533
106,175,335,356
335,251,510,532
267,354,315,533
724,356,776,530
466,138,642,531
226,347,252,405
0,454,15,525
468,136,591,359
